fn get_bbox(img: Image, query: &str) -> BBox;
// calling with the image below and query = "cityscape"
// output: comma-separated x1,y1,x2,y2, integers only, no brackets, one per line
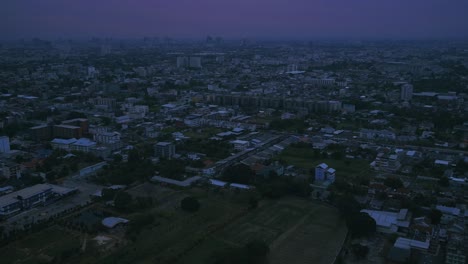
0,1,468,264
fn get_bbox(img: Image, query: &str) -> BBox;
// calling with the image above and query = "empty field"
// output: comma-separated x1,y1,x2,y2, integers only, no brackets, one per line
178,198,347,264
0,226,81,264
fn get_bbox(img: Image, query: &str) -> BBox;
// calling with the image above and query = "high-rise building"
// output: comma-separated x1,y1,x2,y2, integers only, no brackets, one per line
189,57,202,68
176,56,189,68
401,84,413,101
0,136,10,153
154,142,176,159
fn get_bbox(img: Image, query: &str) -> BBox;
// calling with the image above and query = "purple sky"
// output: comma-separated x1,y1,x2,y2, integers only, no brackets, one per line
1,0,468,40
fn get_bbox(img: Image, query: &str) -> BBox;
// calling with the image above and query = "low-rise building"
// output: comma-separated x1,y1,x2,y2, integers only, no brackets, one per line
0,184,53,218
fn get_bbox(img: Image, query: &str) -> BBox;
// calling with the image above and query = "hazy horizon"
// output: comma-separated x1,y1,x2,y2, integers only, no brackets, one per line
1,0,468,40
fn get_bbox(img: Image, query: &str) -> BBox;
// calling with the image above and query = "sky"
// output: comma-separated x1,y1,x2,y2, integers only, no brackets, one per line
1,0,468,40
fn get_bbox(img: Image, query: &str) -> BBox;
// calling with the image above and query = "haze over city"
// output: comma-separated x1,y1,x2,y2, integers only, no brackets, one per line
2,0,468,40
1,1,468,264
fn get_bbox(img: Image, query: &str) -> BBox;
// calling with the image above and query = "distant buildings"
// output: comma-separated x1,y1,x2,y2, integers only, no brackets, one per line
176,56,202,68
189,57,202,68
30,118,89,141
154,142,176,159
401,83,413,101
176,56,188,68
51,138,97,152
0,136,10,153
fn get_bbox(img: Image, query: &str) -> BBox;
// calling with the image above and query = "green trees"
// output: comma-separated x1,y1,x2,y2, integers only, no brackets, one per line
347,213,376,237
429,209,442,225
246,240,270,263
223,164,255,185
213,240,270,264
384,177,403,189
114,191,133,211
180,197,200,212
335,195,376,238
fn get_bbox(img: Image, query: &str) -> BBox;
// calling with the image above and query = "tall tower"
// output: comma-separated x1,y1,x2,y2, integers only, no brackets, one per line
400,84,413,101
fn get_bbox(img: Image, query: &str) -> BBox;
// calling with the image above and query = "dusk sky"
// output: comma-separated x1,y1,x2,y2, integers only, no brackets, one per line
1,0,468,40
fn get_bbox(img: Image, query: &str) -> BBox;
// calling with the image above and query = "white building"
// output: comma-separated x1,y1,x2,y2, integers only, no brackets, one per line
51,138,77,151
0,136,10,153
70,138,97,152
315,163,336,182
401,83,413,101
231,140,250,151
361,209,411,234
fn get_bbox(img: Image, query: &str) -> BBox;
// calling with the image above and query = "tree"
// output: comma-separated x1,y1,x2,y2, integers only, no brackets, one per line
429,209,442,225
114,191,133,211
336,195,361,217
246,240,269,263
181,196,200,212
101,188,117,201
248,196,258,209
351,244,369,260
113,154,123,163
384,177,403,189
223,164,254,184
438,176,449,187
347,212,376,237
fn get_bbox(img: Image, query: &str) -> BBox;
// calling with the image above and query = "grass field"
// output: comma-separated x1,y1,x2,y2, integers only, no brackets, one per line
1,185,347,264
177,198,347,264
98,189,246,264
0,226,81,264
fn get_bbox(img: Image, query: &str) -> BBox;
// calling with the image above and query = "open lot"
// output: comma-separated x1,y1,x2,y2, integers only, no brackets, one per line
0,226,81,264
1,183,346,264
177,198,347,264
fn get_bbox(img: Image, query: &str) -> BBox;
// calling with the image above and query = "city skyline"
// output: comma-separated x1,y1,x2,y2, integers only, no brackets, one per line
2,0,468,40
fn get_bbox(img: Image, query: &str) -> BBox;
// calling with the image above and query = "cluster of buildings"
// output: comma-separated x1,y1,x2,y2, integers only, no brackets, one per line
0,39,466,263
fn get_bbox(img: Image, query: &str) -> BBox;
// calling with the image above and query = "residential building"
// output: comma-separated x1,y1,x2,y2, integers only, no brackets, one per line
361,209,411,234
176,56,189,68
189,56,202,68
51,138,77,151
70,138,97,152
154,142,176,159
1,162,21,178
94,132,120,144
30,124,53,141
315,163,336,182
53,125,82,139
0,136,10,153
401,83,413,101
231,140,250,151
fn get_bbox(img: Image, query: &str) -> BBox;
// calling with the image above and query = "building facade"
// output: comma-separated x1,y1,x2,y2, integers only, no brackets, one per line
0,136,10,153
154,142,176,159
